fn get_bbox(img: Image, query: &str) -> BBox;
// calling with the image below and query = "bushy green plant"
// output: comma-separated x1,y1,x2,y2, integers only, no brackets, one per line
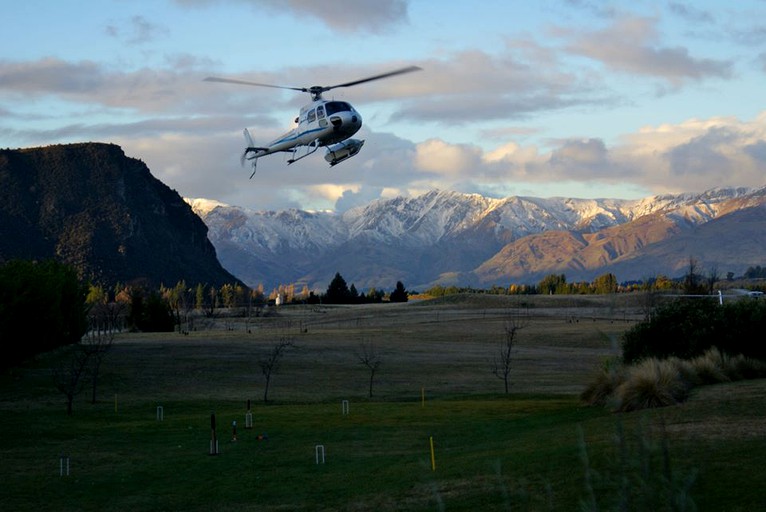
622,298,766,364
719,298,766,360
0,259,88,368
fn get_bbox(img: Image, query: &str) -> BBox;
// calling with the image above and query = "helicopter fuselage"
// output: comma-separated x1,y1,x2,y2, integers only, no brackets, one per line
263,99,362,154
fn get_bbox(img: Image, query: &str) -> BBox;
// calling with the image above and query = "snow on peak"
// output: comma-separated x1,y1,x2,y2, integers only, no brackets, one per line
185,197,229,216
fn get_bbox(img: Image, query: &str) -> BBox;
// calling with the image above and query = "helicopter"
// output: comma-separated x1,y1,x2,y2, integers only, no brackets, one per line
204,65,422,177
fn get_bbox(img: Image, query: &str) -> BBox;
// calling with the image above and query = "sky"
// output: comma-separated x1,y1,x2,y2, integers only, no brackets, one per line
2,0,765,212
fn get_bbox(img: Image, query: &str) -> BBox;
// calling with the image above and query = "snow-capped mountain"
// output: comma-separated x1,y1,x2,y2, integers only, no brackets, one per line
187,187,766,291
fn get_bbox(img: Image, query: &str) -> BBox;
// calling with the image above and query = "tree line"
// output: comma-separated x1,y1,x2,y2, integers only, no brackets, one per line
4,256,763,371
425,259,766,298
0,261,411,368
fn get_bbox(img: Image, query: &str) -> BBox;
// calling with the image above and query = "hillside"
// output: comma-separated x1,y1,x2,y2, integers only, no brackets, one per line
0,143,240,288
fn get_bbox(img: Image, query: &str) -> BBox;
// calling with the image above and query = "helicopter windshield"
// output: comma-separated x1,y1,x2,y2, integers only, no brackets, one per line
324,101,353,115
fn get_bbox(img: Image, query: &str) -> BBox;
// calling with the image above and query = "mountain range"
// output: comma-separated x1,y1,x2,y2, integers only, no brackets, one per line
188,187,766,291
2,143,763,293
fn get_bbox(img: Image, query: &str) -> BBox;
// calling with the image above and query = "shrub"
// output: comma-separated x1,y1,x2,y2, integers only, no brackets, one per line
622,298,766,364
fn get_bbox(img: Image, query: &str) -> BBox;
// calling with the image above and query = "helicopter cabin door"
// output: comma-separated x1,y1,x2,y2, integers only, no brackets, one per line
317,105,327,127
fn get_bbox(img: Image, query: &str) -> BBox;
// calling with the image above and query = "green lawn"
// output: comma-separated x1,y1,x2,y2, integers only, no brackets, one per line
1,297,764,511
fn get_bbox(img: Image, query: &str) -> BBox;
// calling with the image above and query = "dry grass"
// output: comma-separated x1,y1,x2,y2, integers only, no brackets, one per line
583,347,766,412
613,358,691,411
80,296,635,407
580,359,625,407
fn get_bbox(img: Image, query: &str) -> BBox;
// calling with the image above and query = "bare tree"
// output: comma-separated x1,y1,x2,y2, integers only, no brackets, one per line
52,345,91,416
492,307,529,394
82,303,122,404
259,338,293,403
683,257,706,295
706,265,720,294
357,341,382,398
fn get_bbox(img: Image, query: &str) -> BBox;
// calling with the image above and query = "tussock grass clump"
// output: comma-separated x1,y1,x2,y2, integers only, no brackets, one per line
723,353,766,380
584,348,766,412
580,359,625,407
686,350,730,385
614,359,690,412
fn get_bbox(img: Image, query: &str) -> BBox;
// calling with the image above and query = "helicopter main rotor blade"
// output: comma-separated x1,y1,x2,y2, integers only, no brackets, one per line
323,65,422,92
203,76,306,93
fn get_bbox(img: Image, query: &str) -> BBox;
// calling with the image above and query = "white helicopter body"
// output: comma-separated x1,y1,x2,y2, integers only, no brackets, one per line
204,66,420,177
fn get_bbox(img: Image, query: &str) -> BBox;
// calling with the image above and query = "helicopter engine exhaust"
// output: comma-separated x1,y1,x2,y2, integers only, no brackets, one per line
324,139,364,167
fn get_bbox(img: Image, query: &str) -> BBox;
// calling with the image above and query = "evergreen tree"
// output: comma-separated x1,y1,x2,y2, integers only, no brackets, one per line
389,281,409,302
0,259,88,368
324,272,351,304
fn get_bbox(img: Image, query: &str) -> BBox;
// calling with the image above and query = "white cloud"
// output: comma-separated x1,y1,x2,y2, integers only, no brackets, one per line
414,139,482,176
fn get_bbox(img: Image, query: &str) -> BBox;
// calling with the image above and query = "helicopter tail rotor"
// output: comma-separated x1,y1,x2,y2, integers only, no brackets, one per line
242,128,263,178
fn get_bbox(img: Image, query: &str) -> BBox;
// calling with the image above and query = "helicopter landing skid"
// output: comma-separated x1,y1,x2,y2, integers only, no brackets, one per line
287,139,320,165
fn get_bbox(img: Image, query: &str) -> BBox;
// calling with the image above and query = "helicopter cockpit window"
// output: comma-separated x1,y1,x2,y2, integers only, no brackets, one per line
307,109,317,123
317,105,325,119
325,101,353,115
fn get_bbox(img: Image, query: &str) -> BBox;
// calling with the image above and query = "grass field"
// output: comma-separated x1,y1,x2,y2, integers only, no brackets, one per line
1,294,764,511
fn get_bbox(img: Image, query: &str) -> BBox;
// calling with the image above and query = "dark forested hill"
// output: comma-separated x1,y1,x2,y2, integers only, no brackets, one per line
0,143,241,288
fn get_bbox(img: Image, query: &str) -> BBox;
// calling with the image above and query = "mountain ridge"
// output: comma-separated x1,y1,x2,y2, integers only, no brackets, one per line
0,143,241,288
188,186,766,290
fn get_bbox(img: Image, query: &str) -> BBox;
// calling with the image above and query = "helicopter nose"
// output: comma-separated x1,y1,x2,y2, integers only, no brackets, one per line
330,112,362,133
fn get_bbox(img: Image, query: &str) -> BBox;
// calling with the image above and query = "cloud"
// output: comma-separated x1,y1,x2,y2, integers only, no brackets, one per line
0,58,106,95
7,105,765,212
384,49,611,125
562,15,733,87
549,138,609,177
387,112,765,203
334,186,384,212
667,2,714,24
0,57,290,119
174,0,408,34
105,16,169,45
414,139,482,176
